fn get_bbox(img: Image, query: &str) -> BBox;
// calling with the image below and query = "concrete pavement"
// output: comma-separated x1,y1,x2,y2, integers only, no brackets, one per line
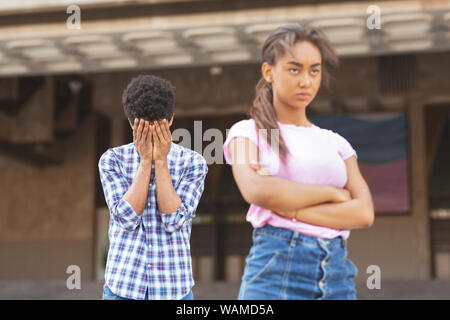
0,280,450,300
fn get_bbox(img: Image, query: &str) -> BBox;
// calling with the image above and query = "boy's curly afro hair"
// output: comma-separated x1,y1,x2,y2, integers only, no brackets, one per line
122,74,175,123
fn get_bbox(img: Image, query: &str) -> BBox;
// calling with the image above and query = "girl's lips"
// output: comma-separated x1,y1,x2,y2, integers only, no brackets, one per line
295,93,311,100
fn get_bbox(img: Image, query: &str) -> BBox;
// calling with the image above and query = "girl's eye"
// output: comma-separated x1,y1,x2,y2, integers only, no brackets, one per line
311,69,319,76
289,68,299,74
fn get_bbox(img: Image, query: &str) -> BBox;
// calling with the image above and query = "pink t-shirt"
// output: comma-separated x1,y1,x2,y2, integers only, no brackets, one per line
223,119,358,239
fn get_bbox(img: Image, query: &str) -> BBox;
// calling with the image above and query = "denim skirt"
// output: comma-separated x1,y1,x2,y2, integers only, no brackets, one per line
238,224,358,300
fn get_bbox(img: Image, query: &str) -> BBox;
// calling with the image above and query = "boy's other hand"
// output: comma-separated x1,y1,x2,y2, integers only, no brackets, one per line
133,118,153,163
152,119,172,163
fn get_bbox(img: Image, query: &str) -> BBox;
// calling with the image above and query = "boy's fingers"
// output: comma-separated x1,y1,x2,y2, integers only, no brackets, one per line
147,124,153,144
152,122,160,144
155,121,164,142
136,119,144,142
132,118,137,141
163,119,171,142
135,118,140,141
159,120,168,141
140,119,145,140
143,121,149,142
158,120,167,141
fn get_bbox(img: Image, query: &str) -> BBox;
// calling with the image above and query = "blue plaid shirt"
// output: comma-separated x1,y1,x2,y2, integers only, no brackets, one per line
98,142,208,300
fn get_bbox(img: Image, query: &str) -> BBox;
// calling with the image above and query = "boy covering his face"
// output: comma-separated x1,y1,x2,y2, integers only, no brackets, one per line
98,75,208,300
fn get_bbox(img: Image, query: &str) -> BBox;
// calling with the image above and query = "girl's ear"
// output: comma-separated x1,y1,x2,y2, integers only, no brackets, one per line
261,62,274,83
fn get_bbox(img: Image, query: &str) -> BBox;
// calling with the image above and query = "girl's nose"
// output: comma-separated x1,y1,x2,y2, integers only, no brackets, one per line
299,73,311,87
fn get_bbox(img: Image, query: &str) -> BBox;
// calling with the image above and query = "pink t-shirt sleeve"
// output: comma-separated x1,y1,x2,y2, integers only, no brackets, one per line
223,119,258,165
333,132,357,160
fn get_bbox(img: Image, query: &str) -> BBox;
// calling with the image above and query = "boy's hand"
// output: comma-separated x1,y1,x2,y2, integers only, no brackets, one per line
133,118,153,163
152,119,172,163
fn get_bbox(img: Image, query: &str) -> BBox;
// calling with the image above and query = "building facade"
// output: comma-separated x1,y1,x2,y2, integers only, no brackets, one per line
0,0,450,284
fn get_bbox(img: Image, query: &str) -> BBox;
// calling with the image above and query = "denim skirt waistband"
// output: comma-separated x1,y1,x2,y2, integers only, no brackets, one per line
254,224,347,250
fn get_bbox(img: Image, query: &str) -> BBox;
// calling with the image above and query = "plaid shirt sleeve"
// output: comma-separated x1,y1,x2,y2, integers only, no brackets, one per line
159,153,208,233
98,149,142,231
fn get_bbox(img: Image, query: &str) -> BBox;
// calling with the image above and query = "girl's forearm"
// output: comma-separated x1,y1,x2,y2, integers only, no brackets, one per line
230,138,343,212
276,198,373,230
251,175,340,212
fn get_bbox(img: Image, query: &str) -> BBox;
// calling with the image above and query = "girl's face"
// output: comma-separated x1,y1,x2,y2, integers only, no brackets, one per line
262,40,322,110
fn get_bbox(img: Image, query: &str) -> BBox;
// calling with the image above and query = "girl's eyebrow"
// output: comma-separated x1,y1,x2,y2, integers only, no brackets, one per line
286,61,321,67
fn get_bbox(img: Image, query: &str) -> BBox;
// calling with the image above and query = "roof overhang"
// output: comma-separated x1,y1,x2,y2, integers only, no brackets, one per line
0,0,449,77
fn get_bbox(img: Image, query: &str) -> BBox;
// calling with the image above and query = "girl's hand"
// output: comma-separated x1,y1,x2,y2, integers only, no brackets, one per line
249,161,298,220
333,188,352,203
249,161,271,176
